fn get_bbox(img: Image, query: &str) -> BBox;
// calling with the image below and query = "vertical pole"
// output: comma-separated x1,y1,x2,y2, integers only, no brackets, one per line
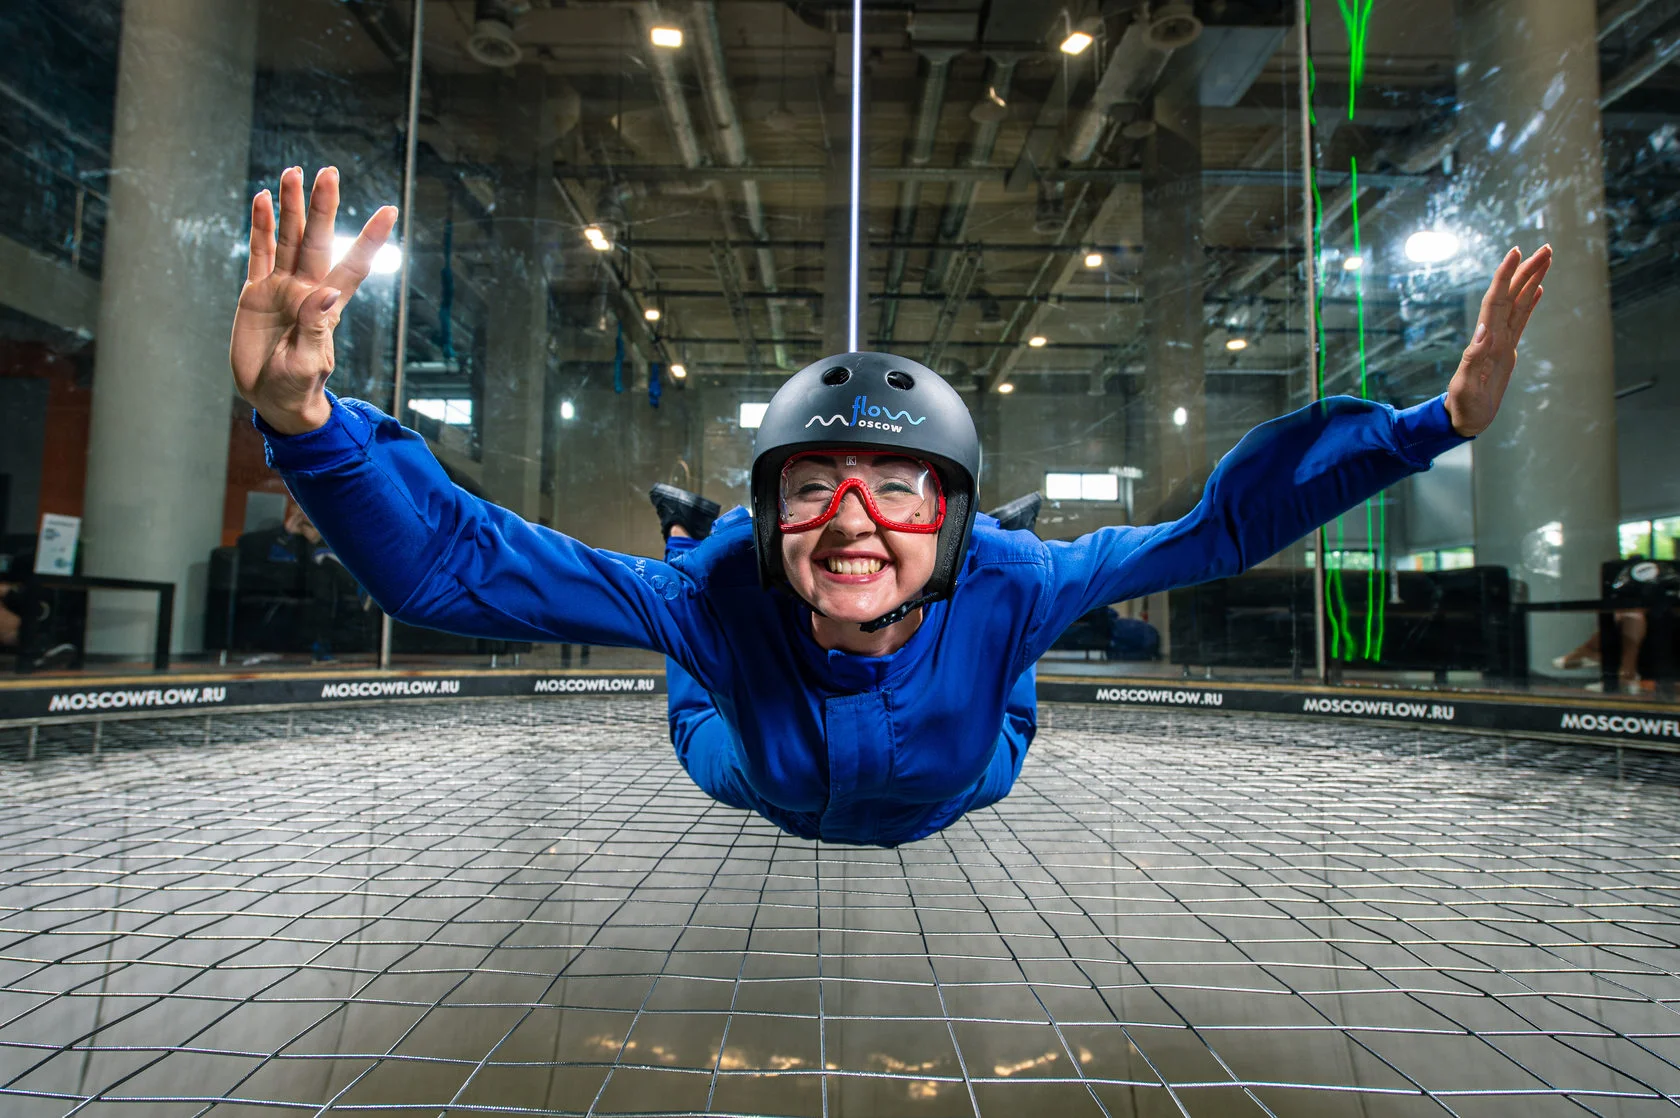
1297,0,1328,685
380,0,426,670
848,0,863,352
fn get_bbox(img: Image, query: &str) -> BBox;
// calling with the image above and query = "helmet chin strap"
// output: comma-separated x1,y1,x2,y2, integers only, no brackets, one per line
794,589,929,635
858,595,933,633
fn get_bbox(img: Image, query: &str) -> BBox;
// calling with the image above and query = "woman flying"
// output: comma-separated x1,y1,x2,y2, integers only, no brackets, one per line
232,166,1551,847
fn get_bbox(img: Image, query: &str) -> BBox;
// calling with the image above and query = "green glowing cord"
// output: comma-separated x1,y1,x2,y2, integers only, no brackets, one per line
1336,0,1375,120
1306,6,1354,660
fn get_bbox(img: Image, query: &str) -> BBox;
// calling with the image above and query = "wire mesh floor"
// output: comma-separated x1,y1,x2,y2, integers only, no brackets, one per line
3,698,1680,1117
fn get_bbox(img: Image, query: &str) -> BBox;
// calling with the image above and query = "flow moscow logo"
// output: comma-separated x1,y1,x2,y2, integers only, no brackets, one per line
806,395,928,434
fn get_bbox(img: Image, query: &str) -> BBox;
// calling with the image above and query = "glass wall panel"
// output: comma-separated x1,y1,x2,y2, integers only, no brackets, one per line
876,2,1305,681
0,1,415,675
1303,0,1678,698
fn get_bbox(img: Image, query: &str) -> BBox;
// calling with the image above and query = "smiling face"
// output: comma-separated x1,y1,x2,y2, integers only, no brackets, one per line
778,453,940,630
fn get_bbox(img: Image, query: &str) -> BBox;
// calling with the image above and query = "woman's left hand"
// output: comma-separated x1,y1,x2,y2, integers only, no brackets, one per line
1445,244,1552,437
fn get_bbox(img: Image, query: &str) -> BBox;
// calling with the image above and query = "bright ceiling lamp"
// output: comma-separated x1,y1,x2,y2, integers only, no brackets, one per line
650,25,683,48
1225,337,1248,352
644,307,661,322
583,225,611,252
1084,252,1103,268
1060,30,1093,54
1404,229,1459,264
670,363,687,379
1172,406,1188,427
332,235,402,274
997,382,1015,394
559,400,575,420
1027,335,1048,348
1342,254,1364,271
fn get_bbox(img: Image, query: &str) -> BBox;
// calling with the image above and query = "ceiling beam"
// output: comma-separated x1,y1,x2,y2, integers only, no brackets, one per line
553,163,1433,190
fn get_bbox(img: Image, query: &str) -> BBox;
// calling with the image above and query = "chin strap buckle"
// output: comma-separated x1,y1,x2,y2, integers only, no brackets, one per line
858,595,932,633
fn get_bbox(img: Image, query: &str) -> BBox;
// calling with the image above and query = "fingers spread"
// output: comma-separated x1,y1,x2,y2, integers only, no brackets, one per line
247,190,276,284
1509,244,1551,290
1511,283,1544,339
1483,247,1521,308
295,167,341,280
274,167,306,274
321,205,399,305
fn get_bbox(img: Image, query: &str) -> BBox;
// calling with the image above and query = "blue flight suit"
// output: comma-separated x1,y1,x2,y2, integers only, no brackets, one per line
260,391,1466,847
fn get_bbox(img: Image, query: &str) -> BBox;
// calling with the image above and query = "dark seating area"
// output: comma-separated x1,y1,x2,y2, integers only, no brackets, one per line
1168,566,1527,679
205,531,530,661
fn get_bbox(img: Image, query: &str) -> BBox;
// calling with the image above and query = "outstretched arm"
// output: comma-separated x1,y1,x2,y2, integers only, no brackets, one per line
260,394,708,661
234,168,715,669
1025,245,1552,655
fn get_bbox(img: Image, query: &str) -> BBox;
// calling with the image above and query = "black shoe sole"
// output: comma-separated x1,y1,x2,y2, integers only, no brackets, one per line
649,484,722,540
986,492,1042,534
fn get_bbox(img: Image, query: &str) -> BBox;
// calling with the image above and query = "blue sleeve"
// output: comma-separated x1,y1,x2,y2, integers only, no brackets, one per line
257,393,712,667
1023,393,1467,659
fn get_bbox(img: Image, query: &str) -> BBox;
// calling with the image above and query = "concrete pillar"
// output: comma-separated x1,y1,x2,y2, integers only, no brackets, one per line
82,0,257,656
1140,61,1207,521
482,64,554,518
1139,62,1206,656
822,37,866,356
1457,0,1620,672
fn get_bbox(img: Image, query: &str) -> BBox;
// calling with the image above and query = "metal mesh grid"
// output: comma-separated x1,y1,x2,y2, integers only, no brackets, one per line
3,698,1680,1117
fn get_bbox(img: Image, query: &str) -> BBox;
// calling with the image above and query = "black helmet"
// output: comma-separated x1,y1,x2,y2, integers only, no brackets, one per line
750,352,981,619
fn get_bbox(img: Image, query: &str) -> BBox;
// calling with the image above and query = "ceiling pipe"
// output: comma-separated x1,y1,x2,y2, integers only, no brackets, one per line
1061,16,1183,165
633,4,705,169
1599,0,1665,39
879,49,956,344
923,57,1018,293
1599,28,1680,108
693,0,789,368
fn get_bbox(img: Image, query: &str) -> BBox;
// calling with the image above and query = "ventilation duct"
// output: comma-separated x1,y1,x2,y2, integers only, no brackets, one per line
467,0,526,68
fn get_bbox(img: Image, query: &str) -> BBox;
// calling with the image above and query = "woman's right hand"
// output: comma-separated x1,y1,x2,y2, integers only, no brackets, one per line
230,166,397,435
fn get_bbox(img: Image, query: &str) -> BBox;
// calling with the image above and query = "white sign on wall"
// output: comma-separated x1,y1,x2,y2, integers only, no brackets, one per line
34,514,80,576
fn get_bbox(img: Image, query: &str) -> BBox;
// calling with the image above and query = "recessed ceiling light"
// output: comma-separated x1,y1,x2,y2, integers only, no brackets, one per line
644,307,661,322
1342,254,1365,272
560,400,575,420
1027,335,1048,348
1172,406,1188,427
583,225,611,252
650,26,683,48
1084,252,1103,269
1225,337,1249,352
1060,30,1093,54
670,363,687,379
997,382,1015,394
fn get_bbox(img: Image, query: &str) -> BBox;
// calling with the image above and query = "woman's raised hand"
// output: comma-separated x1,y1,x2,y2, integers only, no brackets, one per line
1445,243,1552,438
229,167,397,435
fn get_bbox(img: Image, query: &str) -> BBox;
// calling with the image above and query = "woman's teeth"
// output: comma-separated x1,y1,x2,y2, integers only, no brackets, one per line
825,556,883,575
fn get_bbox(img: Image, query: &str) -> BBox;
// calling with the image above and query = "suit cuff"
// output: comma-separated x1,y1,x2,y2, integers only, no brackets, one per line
1393,394,1469,468
255,391,375,473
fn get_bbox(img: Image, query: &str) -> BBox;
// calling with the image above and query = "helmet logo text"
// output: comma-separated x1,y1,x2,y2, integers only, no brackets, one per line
801,395,927,434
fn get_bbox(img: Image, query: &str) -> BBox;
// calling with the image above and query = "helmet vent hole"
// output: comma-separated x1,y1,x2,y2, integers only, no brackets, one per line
820,367,851,386
885,370,916,390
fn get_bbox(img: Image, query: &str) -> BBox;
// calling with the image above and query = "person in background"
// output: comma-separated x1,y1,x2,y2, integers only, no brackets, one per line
0,543,78,671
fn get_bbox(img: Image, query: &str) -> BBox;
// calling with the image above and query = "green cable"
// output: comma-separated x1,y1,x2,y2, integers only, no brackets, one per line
1305,5,1353,660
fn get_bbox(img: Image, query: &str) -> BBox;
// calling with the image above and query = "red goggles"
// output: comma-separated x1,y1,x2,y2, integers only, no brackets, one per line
777,451,946,534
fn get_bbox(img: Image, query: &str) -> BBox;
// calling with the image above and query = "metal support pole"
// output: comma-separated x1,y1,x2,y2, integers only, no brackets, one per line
379,0,425,670
1297,0,1328,685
